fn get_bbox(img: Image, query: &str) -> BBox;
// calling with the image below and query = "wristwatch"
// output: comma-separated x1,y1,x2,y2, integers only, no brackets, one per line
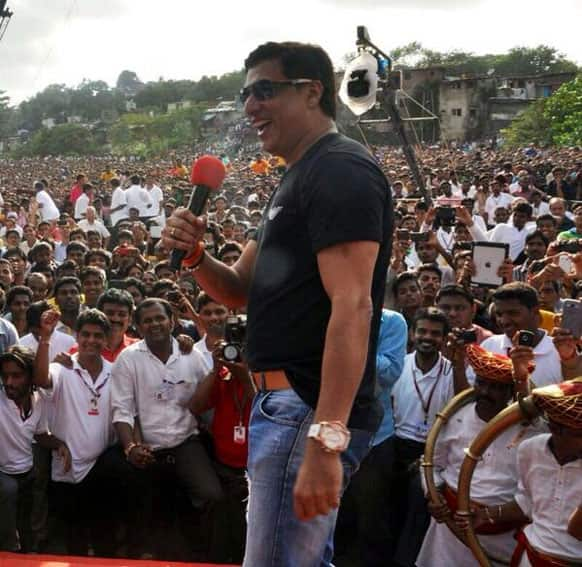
307,421,351,453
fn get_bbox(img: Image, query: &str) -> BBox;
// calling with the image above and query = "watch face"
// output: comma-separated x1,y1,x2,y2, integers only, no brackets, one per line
322,427,347,451
222,344,239,361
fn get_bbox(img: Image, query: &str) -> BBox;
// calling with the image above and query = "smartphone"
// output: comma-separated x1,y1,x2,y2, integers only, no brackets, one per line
456,242,473,251
561,299,582,338
397,229,410,241
460,329,477,344
558,255,574,275
411,232,429,243
436,206,456,227
517,330,536,347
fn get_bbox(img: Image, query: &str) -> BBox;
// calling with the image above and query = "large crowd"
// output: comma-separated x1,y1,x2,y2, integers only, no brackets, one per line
0,140,581,566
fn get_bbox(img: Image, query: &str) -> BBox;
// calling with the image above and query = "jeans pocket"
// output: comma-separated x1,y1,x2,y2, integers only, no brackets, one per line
256,390,312,427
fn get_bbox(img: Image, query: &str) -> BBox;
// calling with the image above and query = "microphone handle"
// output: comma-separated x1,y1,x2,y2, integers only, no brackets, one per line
170,184,211,271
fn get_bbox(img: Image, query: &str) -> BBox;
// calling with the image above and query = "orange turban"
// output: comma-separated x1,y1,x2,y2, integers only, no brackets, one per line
532,378,582,430
466,344,533,385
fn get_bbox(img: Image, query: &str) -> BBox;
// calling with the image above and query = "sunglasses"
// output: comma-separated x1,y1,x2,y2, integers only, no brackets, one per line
239,79,313,104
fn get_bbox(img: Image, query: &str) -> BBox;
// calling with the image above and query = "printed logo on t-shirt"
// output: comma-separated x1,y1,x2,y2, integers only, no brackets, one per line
268,206,283,221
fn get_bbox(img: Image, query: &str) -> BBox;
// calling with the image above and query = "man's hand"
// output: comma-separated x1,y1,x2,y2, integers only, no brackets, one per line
53,352,73,368
455,507,488,534
56,443,72,473
176,334,194,354
161,208,207,253
293,443,343,521
497,258,514,283
39,309,60,340
428,494,451,523
445,330,467,367
551,327,578,362
509,339,535,388
455,205,473,227
127,445,155,469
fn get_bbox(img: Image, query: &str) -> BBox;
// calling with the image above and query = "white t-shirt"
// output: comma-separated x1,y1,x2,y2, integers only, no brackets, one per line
468,331,562,388
146,185,163,217
110,187,128,226
74,193,90,220
40,355,113,483
19,331,76,361
125,184,153,217
0,391,47,474
77,219,111,239
36,191,60,222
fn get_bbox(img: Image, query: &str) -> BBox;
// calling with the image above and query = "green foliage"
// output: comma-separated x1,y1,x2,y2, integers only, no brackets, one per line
18,123,100,156
109,105,204,158
502,75,582,147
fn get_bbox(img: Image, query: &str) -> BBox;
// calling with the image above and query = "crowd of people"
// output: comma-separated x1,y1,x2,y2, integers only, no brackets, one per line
0,116,582,565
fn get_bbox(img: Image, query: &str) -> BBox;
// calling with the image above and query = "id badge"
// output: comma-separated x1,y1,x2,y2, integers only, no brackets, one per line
415,422,429,438
88,398,99,416
233,425,246,445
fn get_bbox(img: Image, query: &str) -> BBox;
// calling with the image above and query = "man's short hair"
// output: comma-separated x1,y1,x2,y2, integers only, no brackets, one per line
79,266,106,284
75,308,111,335
6,285,32,306
152,279,178,297
491,282,539,309
135,298,173,325
196,292,221,312
392,272,419,297
26,300,51,329
54,276,82,296
416,263,443,281
412,307,450,335
85,249,112,268
153,260,175,277
513,202,533,217
97,288,135,313
217,242,243,260
244,41,336,119
525,230,549,246
67,241,88,255
536,213,557,227
3,247,27,261
124,277,146,298
436,284,474,306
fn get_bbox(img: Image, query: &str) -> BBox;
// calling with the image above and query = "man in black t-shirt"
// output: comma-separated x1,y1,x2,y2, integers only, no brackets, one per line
163,41,392,567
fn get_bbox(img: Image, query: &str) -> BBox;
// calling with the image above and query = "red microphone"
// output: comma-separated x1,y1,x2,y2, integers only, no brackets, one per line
170,155,226,270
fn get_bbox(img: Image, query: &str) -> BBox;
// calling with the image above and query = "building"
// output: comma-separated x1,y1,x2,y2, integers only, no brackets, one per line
167,100,193,113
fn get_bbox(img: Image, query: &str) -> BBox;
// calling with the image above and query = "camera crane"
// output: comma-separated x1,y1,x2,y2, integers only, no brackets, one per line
343,26,438,206
0,0,13,44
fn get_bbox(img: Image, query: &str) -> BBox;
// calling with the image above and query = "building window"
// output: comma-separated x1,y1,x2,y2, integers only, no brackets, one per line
469,108,477,118
452,108,462,116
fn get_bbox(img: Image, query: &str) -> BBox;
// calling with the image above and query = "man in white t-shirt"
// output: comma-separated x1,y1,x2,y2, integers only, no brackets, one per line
125,175,153,219
74,183,93,221
34,309,131,557
109,178,128,227
484,179,514,226
0,346,67,552
467,282,561,388
144,174,163,220
77,207,110,248
34,182,59,223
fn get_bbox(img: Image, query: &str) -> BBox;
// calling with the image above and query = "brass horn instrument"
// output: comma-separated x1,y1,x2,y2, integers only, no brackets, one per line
422,387,476,545
456,395,541,567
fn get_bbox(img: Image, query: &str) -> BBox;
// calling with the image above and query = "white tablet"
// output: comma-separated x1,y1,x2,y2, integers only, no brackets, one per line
471,242,509,288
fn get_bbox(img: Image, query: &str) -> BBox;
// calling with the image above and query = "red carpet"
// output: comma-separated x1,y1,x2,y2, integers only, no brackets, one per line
0,553,235,567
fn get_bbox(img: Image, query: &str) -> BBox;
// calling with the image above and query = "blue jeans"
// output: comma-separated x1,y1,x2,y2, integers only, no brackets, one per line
243,389,374,567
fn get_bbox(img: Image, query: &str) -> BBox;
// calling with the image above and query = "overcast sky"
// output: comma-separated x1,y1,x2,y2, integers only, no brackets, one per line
2,0,581,104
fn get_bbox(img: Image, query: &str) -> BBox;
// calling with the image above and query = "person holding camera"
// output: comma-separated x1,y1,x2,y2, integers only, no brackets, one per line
162,41,392,566
189,334,255,564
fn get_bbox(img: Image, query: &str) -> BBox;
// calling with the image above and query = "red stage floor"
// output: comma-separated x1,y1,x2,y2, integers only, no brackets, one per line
0,553,235,567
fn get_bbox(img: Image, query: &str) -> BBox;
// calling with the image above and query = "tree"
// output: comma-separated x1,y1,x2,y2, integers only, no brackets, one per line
22,123,99,156
502,75,582,147
116,70,143,95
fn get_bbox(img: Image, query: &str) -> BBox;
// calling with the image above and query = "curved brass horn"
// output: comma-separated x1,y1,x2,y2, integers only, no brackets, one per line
422,387,476,545
456,396,540,567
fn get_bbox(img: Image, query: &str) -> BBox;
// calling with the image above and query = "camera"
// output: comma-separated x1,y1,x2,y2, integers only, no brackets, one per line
517,330,535,347
396,228,410,241
347,69,370,98
221,315,247,363
556,240,582,254
460,329,477,344
411,232,428,243
436,206,456,227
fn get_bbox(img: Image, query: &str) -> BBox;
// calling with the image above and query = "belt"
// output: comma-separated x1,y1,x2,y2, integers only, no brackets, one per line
251,370,291,391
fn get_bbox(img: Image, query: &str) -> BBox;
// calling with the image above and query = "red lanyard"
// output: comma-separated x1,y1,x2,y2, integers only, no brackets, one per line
412,357,444,425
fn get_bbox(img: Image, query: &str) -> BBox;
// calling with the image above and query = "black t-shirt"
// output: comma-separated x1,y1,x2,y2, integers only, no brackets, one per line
246,133,393,432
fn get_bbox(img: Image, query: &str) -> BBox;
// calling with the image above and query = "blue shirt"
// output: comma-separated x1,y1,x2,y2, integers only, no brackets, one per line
373,309,407,446
0,317,18,355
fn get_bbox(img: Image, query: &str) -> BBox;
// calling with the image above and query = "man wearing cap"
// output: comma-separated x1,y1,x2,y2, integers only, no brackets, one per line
467,378,582,565
417,344,534,566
